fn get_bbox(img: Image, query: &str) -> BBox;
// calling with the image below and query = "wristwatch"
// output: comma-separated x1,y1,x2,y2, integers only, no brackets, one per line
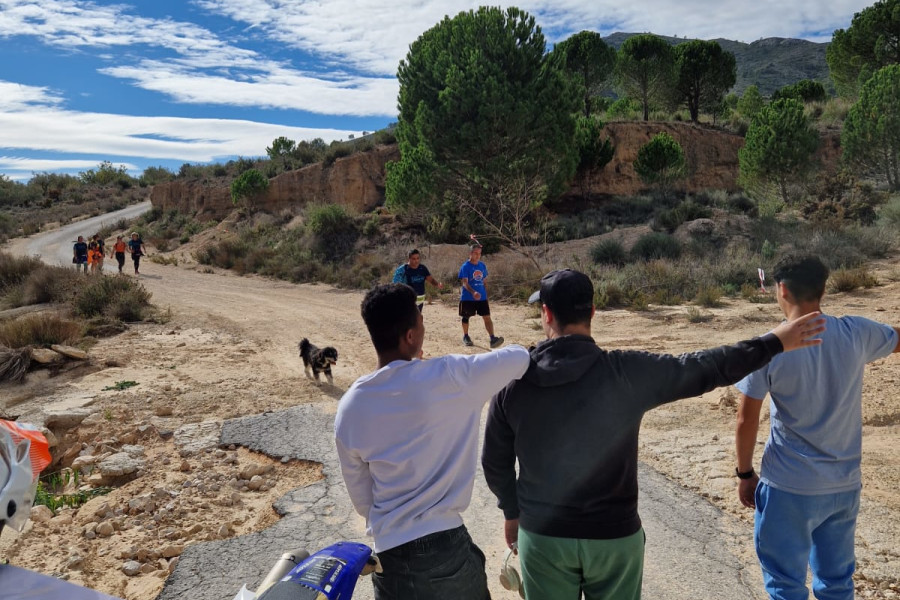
735,467,756,480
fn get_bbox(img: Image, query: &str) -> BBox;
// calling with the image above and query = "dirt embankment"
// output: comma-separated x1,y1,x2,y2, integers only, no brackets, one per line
149,123,843,221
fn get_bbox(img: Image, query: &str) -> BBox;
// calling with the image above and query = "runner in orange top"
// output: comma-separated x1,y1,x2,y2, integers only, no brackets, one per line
111,235,127,273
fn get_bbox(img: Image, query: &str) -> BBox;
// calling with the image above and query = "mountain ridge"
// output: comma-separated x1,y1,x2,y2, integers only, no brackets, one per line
601,32,831,96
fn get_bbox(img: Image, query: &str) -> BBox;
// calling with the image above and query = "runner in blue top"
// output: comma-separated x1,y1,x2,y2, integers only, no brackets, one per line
128,232,146,275
734,254,899,600
72,236,88,274
458,243,503,348
392,249,442,312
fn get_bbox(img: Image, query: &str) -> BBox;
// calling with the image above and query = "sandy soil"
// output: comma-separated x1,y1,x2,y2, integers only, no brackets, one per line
1,235,899,599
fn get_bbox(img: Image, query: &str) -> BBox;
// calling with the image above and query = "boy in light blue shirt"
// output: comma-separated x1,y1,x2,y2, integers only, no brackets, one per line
734,255,899,600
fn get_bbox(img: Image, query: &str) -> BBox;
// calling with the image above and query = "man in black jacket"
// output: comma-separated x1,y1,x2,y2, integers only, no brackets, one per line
481,269,825,600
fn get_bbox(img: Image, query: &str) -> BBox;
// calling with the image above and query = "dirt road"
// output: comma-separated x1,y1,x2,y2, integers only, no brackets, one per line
3,206,899,599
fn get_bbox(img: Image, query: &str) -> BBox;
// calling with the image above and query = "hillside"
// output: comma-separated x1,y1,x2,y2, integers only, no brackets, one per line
603,32,831,96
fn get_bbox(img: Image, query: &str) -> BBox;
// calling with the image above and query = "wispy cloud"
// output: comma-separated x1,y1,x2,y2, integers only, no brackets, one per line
0,103,360,167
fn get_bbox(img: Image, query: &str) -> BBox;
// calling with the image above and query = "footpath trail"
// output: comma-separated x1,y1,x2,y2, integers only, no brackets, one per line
6,203,781,600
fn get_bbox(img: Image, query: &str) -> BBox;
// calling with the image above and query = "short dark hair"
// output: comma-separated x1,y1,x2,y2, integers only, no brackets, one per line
773,254,829,302
408,248,420,258
361,284,419,354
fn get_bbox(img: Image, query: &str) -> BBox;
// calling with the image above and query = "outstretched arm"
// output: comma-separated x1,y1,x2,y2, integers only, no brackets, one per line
426,275,442,288
735,393,763,509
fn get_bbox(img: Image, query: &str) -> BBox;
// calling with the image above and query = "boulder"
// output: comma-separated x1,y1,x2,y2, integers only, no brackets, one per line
97,452,145,478
30,348,63,364
50,344,88,360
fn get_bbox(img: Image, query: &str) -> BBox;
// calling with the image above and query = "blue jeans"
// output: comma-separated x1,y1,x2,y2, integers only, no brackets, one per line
372,525,490,600
755,482,860,600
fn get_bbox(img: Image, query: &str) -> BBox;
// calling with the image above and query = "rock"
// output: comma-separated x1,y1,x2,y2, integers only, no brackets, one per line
96,521,115,537
119,431,137,445
140,563,156,574
74,497,111,524
122,561,142,576
217,524,232,539
128,495,156,515
158,429,174,440
160,544,183,558
239,463,273,481
168,556,180,574
65,555,84,571
81,412,105,426
41,428,58,449
71,455,99,470
173,421,222,457
50,344,88,360
247,475,264,491
50,513,74,527
154,405,174,417
179,461,191,472
121,444,146,457
137,424,157,438
44,409,93,430
30,348,63,364
97,452,145,478
30,505,54,523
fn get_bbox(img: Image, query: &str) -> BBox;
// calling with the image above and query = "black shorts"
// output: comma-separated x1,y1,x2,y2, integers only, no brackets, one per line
459,300,490,318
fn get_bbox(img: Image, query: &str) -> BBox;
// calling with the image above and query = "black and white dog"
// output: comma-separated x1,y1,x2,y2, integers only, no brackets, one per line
298,338,338,385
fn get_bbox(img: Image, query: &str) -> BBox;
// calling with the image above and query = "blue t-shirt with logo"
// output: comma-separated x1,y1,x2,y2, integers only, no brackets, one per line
458,260,487,302
735,315,897,495
393,264,431,295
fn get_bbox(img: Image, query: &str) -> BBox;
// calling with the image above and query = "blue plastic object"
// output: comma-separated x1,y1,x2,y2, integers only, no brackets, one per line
256,542,373,600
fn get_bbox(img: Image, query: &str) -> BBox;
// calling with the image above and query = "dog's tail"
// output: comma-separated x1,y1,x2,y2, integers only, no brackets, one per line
298,338,310,355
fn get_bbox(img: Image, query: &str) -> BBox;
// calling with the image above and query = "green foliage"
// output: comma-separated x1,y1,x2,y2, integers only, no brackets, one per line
631,232,682,261
772,79,827,103
739,98,819,203
673,40,737,122
387,6,580,246
605,97,642,120
139,166,175,186
736,85,766,120
230,169,269,205
615,34,676,121
827,0,900,98
74,275,152,320
551,30,617,117
634,132,686,192
591,239,627,265
267,136,296,172
306,204,353,236
79,161,136,189
842,64,900,190
34,471,111,512
102,380,139,391
574,116,614,173
291,138,328,166
323,142,354,167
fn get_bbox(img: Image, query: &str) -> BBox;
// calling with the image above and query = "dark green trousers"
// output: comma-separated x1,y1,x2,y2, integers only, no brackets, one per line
518,527,644,600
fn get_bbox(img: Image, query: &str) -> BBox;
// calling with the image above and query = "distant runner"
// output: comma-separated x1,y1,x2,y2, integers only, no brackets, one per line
72,236,88,274
111,235,127,273
392,248,442,312
128,232,146,275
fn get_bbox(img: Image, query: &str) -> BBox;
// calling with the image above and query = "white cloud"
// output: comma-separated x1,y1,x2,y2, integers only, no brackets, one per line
195,0,873,77
100,61,397,117
0,81,63,110
0,107,361,164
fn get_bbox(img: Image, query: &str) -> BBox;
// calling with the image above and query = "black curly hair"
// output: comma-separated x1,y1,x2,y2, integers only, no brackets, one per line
361,283,419,354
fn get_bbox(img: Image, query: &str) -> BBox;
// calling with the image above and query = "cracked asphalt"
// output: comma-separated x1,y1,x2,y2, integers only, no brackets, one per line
159,402,766,600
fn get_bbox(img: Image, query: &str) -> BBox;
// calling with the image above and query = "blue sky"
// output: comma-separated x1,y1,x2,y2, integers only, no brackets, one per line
0,0,875,182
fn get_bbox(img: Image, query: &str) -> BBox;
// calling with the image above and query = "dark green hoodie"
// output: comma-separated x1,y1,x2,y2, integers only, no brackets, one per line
482,332,782,539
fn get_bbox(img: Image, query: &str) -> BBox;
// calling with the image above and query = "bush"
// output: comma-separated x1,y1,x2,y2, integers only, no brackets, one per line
606,98,642,120
0,252,43,292
631,233,682,261
0,314,83,348
74,275,151,320
828,267,878,293
591,239,627,265
323,143,353,167
230,169,269,205
694,285,724,308
23,266,79,305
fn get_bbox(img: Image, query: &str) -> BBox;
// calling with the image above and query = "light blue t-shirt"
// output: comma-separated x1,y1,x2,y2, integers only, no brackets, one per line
458,260,487,301
736,315,897,495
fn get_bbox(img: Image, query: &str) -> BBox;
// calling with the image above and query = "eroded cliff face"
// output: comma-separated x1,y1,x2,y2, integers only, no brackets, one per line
149,144,400,221
150,123,839,219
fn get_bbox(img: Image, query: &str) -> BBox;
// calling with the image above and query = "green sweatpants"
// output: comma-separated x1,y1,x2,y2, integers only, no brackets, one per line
518,527,645,600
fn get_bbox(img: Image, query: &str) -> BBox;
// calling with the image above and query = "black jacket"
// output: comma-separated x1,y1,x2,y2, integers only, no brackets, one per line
481,332,783,540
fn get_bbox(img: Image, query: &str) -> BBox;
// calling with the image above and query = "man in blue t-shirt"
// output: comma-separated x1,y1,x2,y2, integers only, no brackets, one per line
392,249,442,312
72,236,88,274
458,243,503,348
734,255,899,600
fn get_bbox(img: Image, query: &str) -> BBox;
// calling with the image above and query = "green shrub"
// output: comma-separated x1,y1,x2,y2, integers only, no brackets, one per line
307,204,353,235
878,196,900,226
591,239,627,265
631,233,682,261
0,314,83,348
323,143,353,167
606,98,641,120
828,267,878,293
23,266,79,305
694,285,724,308
75,275,151,320
230,169,269,205
0,252,43,292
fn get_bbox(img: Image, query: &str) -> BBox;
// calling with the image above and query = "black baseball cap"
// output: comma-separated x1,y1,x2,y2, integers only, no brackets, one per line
528,269,594,323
